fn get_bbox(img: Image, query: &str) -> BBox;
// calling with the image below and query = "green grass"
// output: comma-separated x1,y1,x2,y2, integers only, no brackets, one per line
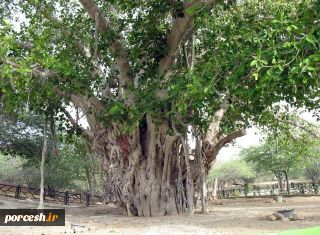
264,226,320,235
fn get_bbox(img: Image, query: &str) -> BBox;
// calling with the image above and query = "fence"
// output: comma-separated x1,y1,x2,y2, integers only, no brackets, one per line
0,183,104,206
217,182,320,198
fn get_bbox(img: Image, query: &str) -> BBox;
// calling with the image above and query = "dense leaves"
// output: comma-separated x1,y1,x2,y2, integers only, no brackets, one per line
0,0,319,136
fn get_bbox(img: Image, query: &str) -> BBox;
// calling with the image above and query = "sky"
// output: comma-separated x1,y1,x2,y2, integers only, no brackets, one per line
216,127,262,163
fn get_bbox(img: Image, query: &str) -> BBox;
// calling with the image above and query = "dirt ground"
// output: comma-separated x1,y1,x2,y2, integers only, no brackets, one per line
0,195,319,235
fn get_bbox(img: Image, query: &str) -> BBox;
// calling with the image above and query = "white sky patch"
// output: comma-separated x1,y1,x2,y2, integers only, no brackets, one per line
216,127,262,163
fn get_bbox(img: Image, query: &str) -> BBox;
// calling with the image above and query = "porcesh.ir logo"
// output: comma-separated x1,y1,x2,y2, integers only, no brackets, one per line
0,209,65,226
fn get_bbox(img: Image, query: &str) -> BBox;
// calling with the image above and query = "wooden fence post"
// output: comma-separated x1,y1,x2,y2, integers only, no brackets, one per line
86,192,90,206
15,185,21,198
64,191,69,205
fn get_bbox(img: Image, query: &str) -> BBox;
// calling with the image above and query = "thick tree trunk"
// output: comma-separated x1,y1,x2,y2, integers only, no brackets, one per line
93,118,190,216
275,172,284,193
38,120,47,209
89,115,245,216
196,139,207,214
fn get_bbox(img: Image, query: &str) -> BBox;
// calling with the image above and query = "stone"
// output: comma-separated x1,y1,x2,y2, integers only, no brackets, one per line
71,223,89,233
291,213,303,221
272,212,288,221
279,216,289,221
64,228,75,234
265,215,277,221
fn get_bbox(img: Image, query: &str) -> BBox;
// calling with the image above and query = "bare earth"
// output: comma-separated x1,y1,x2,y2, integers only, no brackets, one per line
0,195,319,235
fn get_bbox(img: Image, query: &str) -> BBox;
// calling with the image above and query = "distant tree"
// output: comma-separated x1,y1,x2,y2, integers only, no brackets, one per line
243,119,318,194
208,160,256,191
0,113,44,161
0,153,25,184
0,112,99,192
50,136,99,193
305,160,320,185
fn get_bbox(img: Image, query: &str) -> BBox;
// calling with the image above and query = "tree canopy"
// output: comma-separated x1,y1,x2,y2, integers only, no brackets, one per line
0,0,319,131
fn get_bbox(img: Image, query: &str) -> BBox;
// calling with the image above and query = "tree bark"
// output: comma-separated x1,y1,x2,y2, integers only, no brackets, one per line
88,114,245,216
282,170,290,195
212,178,218,200
275,171,284,193
38,120,48,209
196,139,207,214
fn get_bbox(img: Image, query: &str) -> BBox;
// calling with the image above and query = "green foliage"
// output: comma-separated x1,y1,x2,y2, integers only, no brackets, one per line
303,141,320,184
0,140,99,191
0,0,318,138
43,136,99,191
242,119,319,178
0,112,99,191
208,160,256,186
0,153,26,184
304,158,320,184
0,113,44,162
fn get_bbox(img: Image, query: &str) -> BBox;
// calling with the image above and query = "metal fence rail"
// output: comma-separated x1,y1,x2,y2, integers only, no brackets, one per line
0,183,104,206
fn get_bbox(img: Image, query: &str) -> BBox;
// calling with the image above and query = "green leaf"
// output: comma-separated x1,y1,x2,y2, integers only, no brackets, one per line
302,77,308,84
306,34,317,46
250,60,258,66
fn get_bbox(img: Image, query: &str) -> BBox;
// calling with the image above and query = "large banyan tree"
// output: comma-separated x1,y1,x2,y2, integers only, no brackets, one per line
0,0,319,216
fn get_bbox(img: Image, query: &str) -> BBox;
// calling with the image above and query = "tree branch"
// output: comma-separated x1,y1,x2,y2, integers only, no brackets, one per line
205,95,230,145
204,129,247,172
61,107,80,128
215,129,247,151
2,58,105,134
79,0,134,104
157,0,216,99
61,106,92,138
3,59,58,80
158,3,193,76
17,41,33,50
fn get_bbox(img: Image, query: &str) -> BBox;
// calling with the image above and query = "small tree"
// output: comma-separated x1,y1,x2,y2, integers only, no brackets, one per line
305,160,320,185
208,160,255,191
243,122,318,194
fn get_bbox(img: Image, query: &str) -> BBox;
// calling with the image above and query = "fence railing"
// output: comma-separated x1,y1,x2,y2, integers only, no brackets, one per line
0,183,104,206
217,182,320,198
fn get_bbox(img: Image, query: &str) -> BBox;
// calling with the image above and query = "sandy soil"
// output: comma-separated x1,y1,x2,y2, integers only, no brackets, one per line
0,195,319,235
